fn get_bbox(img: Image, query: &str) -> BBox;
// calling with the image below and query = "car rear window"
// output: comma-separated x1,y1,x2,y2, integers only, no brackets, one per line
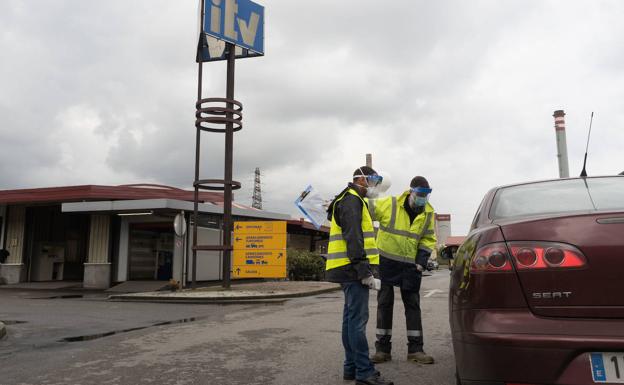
490,177,624,220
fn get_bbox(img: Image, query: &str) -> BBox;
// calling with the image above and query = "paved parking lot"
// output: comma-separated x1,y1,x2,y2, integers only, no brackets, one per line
0,271,453,385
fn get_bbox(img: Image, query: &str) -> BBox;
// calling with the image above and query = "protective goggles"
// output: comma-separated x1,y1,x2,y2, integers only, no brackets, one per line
410,187,432,197
354,174,383,187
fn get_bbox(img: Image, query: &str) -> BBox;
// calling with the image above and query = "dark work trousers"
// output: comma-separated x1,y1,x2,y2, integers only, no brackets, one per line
341,281,376,380
375,283,424,354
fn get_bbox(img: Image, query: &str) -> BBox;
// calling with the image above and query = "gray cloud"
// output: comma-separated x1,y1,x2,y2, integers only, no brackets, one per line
1,0,624,234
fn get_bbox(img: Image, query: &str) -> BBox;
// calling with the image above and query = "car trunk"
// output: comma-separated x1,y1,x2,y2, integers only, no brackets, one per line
499,212,624,318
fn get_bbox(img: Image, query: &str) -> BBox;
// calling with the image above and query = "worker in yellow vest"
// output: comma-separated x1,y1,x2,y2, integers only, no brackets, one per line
326,166,393,385
368,176,436,365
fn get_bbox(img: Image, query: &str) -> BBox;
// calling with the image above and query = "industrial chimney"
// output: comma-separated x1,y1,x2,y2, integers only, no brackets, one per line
366,153,372,168
553,110,570,178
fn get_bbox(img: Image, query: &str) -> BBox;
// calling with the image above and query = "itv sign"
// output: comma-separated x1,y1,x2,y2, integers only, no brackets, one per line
204,0,264,55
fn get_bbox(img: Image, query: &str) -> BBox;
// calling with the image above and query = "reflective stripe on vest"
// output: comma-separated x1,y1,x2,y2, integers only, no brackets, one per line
328,232,376,242
325,248,380,260
375,193,436,263
326,188,380,270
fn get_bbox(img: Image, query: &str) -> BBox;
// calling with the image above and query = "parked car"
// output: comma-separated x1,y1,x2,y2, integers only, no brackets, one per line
427,258,439,271
450,176,624,385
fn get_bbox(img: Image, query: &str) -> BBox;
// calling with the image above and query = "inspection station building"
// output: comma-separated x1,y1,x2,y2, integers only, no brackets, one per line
0,184,328,289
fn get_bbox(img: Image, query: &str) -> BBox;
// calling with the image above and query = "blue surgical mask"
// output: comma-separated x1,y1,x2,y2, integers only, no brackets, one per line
414,196,428,207
409,187,432,208
409,192,429,208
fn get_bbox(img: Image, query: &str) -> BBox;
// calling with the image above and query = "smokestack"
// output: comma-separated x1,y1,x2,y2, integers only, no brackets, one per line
366,153,372,168
553,110,570,178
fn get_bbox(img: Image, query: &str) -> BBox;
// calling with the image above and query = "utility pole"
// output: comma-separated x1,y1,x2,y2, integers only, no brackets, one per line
252,167,262,210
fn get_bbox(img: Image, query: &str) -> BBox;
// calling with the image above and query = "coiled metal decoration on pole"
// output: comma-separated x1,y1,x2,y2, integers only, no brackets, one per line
192,0,241,289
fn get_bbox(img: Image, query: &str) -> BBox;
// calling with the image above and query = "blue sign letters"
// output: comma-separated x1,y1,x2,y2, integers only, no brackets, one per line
204,0,264,54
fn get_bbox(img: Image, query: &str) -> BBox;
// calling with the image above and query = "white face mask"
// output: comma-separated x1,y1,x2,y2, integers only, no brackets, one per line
366,186,380,199
354,167,382,198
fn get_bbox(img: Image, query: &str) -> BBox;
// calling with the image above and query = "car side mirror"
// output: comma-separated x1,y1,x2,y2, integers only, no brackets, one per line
439,246,454,261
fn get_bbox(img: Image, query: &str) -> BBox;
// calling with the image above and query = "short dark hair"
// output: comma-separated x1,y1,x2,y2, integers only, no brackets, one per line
410,176,430,189
353,166,377,179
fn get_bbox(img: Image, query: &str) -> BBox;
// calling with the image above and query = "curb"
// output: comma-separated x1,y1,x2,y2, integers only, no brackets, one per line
108,285,341,304
0,321,6,340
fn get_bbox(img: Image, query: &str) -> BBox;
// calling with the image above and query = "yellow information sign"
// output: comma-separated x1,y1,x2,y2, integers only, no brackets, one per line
233,233,286,250
233,249,286,266
232,221,288,279
233,265,287,279
234,221,287,234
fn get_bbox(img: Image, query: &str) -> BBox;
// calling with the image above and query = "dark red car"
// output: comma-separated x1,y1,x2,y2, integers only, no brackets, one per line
449,176,624,385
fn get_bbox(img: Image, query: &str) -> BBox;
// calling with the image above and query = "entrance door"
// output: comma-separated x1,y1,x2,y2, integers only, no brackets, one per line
128,223,174,280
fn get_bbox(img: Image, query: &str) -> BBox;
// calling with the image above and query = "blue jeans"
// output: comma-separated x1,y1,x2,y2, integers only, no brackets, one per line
341,281,376,380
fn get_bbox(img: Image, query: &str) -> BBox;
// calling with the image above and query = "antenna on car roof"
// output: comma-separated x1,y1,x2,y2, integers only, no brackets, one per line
580,112,594,178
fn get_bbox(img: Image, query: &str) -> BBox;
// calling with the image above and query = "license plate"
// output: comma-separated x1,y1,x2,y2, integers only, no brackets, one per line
591,353,624,383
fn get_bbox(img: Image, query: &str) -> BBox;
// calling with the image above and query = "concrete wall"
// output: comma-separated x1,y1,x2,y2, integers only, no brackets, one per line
84,214,111,289
187,227,222,282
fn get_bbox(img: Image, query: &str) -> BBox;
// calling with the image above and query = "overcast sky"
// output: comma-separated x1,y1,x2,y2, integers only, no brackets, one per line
1,1,623,234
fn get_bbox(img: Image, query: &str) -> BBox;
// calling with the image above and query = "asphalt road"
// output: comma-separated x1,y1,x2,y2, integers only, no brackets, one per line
0,271,454,385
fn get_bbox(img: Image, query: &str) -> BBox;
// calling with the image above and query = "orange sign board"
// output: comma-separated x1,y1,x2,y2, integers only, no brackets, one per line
232,221,288,279
233,221,287,234
233,249,286,266
233,265,287,279
233,233,286,250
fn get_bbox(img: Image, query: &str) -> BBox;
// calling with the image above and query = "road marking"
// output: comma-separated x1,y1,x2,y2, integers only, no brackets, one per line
423,289,444,298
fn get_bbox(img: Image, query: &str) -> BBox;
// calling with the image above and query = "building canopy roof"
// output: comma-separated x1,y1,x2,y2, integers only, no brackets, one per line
1,183,329,233
62,198,291,221
0,184,223,205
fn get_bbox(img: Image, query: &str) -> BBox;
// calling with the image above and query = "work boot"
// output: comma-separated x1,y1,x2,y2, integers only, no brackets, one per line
370,351,392,363
343,373,355,381
407,351,435,364
356,371,394,385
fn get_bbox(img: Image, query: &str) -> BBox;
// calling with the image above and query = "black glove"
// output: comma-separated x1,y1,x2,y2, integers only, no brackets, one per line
353,261,372,280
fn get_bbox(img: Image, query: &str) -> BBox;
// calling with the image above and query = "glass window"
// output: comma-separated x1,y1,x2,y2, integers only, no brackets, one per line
587,177,624,210
470,195,488,231
490,177,624,220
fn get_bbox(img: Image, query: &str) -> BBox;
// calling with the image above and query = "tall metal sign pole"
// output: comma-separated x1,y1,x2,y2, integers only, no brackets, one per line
192,0,265,289
222,44,235,289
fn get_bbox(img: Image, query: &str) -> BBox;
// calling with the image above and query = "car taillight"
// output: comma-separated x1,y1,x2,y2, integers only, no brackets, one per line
470,242,513,272
508,242,587,270
515,248,537,267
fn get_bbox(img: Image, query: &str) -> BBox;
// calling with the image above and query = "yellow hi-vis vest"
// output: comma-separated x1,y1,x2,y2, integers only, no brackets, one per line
326,188,380,271
367,191,436,264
